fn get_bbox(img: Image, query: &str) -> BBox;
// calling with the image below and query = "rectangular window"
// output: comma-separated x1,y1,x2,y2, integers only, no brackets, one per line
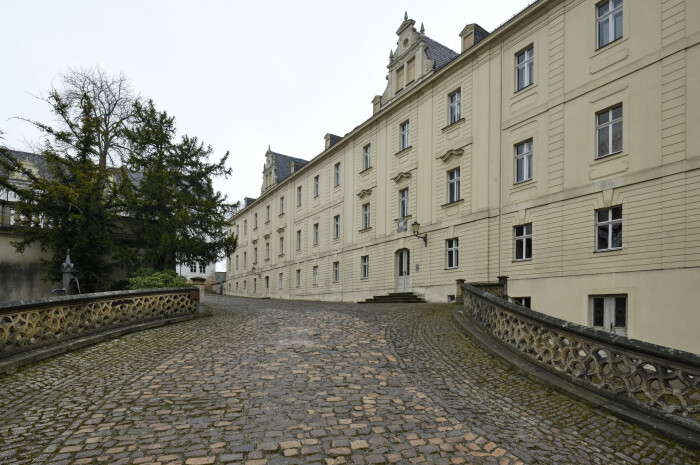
313,266,319,285
449,90,461,124
597,0,622,49
254,278,257,293
406,57,415,83
243,252,246,267
334,162,341,187
446,238,459,269
334,215,340,239
314,175,320,197
190,263,197,273
313,223,319,245
297,230,302,250
254,247,258,263
280,196,285,214
399,188,409,218
279,237,284,255
596,105,622,158
447,168,460,203
244,280,247,289
362,203,371,229
513,297,531,308
297,186,302,206
514,224,532,260
591,295,627,335
266,242,270,260
515,46,534,91
236,281,239,291
515,140,533,183
244,220,247,235
363,145,371,170
199,263,205,273
266,205,270,222
236,225,239,237
254,213,258,228
279,273,284,289
361,255,369,279
400,121,410,150
596,206,622,251
333,261,340,283
396,66,404,92
296,269,301,287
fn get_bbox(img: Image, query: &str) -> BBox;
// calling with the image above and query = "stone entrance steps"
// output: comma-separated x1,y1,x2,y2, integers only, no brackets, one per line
360,292,426,304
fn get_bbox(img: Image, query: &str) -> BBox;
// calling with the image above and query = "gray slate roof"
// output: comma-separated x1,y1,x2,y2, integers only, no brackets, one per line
272,151,308,184
424,37,459,71
1,150,50,178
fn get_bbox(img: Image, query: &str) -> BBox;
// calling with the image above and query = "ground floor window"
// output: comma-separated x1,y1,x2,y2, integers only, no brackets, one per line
361,255,369,279
446,238,458,269
296,269,301,287
313,266,319,285
590,295,627,335
512,296,531,308
279,273,284,289
333,261,340,282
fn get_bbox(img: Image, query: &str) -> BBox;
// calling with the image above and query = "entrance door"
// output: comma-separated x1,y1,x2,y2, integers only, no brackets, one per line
591,296,627,336
397,249,410,292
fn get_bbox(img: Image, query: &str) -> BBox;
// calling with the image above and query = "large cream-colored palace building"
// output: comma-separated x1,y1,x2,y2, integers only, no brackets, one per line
227,0,699,353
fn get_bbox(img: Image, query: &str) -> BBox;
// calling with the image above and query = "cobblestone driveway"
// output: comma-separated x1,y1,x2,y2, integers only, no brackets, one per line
1,294,697,465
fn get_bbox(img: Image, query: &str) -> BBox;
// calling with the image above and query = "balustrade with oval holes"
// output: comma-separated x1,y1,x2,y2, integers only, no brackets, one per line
0,288,199,357
459,282,700,432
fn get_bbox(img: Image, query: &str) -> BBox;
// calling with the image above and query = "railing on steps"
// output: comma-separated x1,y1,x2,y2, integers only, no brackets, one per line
458,281,700,435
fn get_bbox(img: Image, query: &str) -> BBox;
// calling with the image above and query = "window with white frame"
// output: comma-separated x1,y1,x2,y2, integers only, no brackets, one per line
279,237,284,255
446,238,459,269
313,223,319,245
313,266,319,285
447,168,460,203
334,162,341,187
449,90,461,124
314,175,320,197
296,269,301,287
596,105,622,158
190,263,197,273
297,230,302,250
244,220,247,235
596,206,622,251
266,242,270,260
514,224,532,260
361,255,369,279
515,46,534,91
297,186,302,206
199,263,206,273
254,213,258,228
591,295,627,335
362,203,371,229
333,261,340,283
266,205,270,222
279,273,284,289
515,140,533,183
513,297,531,308
280,196,285,214
399,188,409,218
597,0,622,49
400,121,410,150
363,145,371,170
334,215,340,239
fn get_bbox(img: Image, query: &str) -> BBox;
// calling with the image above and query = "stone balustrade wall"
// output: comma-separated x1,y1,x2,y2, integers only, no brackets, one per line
459,282,700,433
0,288,199,358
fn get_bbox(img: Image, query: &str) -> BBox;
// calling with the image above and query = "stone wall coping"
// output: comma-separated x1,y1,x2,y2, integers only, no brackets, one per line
0,287,198,315
460,282,700,367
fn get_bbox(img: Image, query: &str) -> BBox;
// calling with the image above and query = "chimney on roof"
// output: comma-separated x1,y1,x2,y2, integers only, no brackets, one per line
459,23,489,52
324,133,342,150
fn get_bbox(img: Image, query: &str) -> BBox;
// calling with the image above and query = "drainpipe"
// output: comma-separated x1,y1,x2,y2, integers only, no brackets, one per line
498,41,504,277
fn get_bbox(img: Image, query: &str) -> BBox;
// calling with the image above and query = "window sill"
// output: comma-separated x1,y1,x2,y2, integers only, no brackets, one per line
264,258,270,262
594,150,624,162
253,227,258,231
594,35,626,53
278,213,285,218
264,221,270,225
395,146,412,157
314,195,320,199
313,244,319,247
513,258,532,262
444,267,459,271
359,166,373,175
514,82,534,94
361,277,369,280
513,178,534,187
594,247,623,253
358,227,373,233
278,254,284,258
441,199,464,208
334,184,340,189
333,237,341,241
441,118,464,132
395,215,412,222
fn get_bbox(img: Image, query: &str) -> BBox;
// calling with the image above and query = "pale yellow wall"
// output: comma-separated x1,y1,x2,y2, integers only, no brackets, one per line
226,0,699,353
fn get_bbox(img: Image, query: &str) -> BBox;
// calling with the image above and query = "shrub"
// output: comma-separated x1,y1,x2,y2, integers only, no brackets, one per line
126,268,188,290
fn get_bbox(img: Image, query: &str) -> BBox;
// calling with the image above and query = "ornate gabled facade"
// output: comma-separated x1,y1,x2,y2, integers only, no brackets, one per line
261,147,308,194
227,1,700,354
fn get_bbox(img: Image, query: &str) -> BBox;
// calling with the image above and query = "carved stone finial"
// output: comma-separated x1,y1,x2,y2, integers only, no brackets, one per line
420,23,425,34
390,50,394,60
404,11,408,20
268,144,271,151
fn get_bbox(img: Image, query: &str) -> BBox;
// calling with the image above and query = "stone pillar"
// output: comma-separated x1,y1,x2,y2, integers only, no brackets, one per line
456,279,466,304
497,276,508,298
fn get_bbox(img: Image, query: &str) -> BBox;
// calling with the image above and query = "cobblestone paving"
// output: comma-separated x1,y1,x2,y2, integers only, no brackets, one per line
0,294,697,465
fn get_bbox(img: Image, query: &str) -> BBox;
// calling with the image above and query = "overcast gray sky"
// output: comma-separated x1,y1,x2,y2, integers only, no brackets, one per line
1,0,533,269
